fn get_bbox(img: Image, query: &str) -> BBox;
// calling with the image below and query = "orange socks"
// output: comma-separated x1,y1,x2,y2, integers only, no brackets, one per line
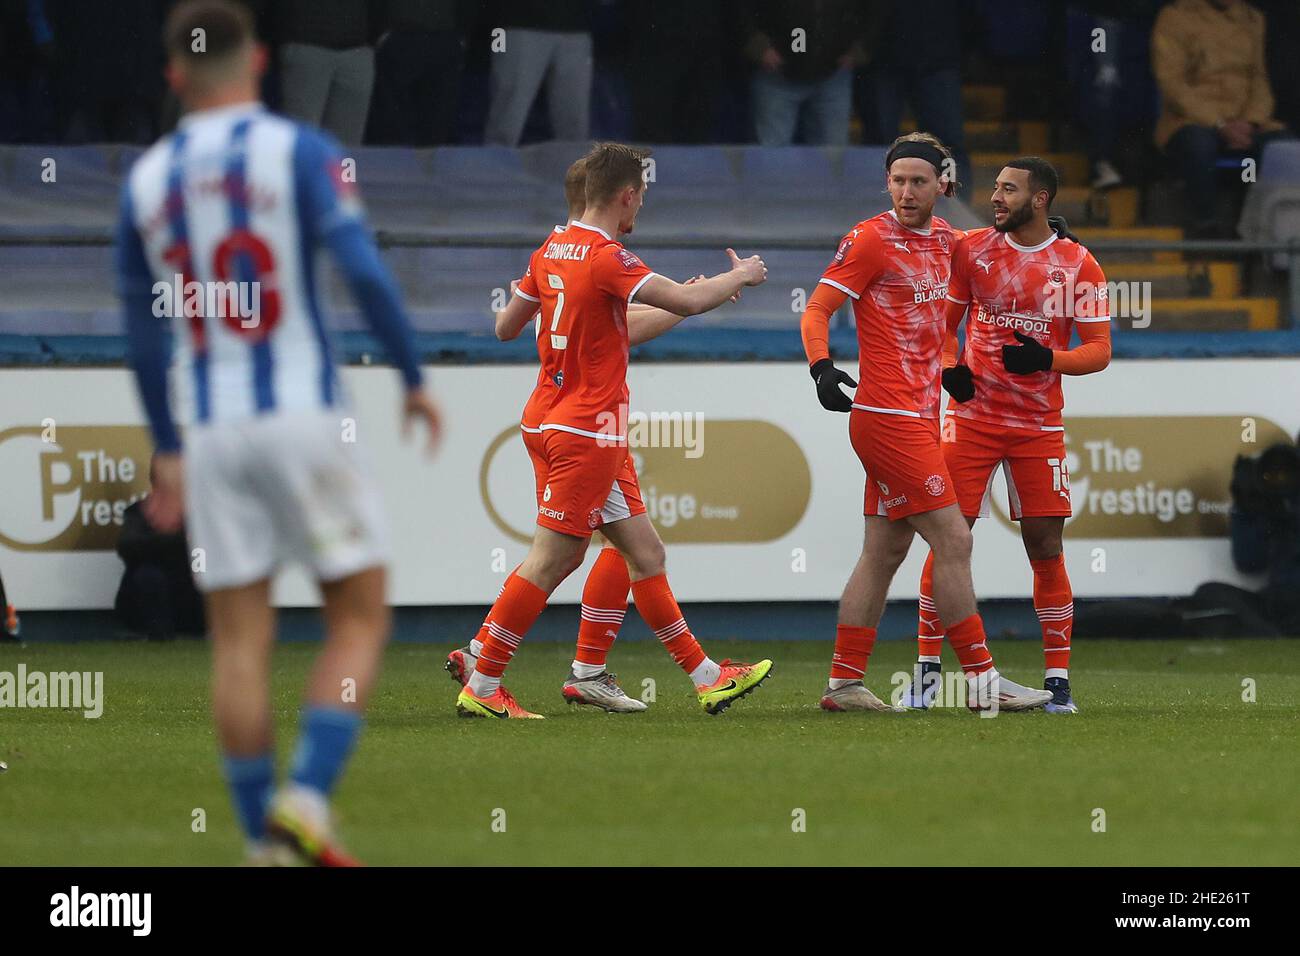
630,573,707,676
1031,554,1073,677
472,571,550,692
574,547,630,673
917,551,944,659
946,614,994,675
830,625,877,682
470,571,515,657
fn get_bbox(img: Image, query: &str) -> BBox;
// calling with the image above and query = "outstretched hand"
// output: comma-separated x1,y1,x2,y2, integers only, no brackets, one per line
727,247,768,287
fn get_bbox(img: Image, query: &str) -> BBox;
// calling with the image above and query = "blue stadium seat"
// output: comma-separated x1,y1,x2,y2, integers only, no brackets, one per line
740,146,839,201
642,146,741,201
429,146,538,202
521,141,591,194
840,147,890,199
347,147,429,184
1259,141,1300,183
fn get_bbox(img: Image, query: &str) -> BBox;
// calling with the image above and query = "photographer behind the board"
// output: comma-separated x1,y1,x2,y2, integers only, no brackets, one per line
1227,437,1300,633
114,455,205,640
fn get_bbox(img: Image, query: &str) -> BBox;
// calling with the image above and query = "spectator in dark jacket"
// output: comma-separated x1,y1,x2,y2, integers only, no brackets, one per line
624,1,725,144
115,457,204,640
46,0,165,144
368,0,470,145
860,0,968,187
741,0,871,146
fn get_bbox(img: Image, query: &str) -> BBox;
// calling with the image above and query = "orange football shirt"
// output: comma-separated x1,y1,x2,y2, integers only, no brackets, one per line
946,227,1109,430
818,210,960,419
515,220,655,440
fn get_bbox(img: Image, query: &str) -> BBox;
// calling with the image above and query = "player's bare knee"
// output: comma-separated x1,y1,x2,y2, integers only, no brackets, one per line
626,539,666,579
933,525,973,563
878,537,911,573
561,548,587,579
1020,518,1064,561
1023,536,1062,562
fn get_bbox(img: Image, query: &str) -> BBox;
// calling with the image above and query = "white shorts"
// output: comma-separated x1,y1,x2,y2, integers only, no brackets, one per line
184,409,390,592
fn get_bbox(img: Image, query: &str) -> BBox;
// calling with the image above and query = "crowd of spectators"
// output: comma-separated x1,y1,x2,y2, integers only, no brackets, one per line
1,1,1299,234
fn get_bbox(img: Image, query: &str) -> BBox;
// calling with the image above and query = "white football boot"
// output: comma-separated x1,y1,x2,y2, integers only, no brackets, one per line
561,670,648,713
820,681,902,712
967,670,1053,713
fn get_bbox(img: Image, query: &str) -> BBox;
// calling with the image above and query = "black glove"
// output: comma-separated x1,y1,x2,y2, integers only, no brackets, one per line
810,358,858,412
1048,215,1079,243
1002,331,1054,374
941,364,975,402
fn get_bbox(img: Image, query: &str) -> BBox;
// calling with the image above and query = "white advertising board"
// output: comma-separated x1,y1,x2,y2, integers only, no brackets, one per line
0,360,1294,609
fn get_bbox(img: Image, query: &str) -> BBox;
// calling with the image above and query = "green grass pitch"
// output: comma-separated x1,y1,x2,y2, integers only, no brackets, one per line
1,637,1297,866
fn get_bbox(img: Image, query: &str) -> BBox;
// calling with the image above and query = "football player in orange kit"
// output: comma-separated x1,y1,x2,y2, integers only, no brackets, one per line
446,156,717,713
904,157,1111,715
454,142,773,719
800,132,1052,713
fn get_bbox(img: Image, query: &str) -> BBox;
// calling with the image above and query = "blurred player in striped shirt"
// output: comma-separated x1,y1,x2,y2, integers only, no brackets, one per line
800,133,1052,714
116,0,441,864
905,158,1111,714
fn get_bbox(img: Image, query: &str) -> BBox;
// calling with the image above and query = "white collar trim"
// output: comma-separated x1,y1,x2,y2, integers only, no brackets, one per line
888,209,932,235
1005,231,1059,253
570,219,612,241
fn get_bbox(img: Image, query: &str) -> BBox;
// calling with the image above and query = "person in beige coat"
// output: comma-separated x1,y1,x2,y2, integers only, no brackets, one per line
1152,0,1290,235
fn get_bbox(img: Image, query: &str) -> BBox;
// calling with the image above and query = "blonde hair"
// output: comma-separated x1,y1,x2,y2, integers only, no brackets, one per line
563,157,587,217
885,132,958,198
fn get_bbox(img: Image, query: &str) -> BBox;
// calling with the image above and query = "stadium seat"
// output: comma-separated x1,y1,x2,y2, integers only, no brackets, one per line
345,146,428,184
641,146,741,201
428,146,537,201
740,146,839,201
520,141,590,194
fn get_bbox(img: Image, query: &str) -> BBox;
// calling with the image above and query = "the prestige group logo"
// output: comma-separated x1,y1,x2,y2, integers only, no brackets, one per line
988,415,1292,537
0,424,152,551
479,418,812,545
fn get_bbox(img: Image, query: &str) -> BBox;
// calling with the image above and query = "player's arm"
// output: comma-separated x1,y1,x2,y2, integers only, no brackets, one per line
117,189,179,455
627,276,711,346
1051,256,1111,375
1005,254,1112,376
942,297,966,368
939,297,976,402
627,303,685,346
297,130,440,450
495,278,539,341
324,223,442,450
632,249,766,317
936,233,978,401
799,282,857,412
801,228,891,412
116,184,185,532
1052,321,1112,375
